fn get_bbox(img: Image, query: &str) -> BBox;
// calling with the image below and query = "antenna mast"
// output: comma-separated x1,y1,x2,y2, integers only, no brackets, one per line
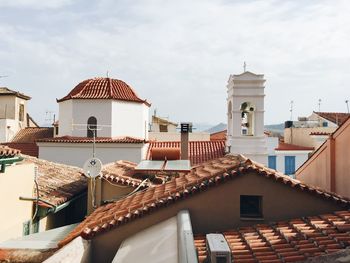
346,100,349,114
290,100,294,121
318,99,322,112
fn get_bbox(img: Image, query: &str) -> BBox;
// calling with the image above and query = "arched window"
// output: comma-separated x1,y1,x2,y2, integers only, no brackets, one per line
240,102,255,136
87,116,97,138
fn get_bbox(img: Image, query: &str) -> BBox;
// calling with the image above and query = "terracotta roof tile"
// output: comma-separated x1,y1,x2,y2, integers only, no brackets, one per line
58,155,350,246
3,143,38,157
194,210,350,262
275,142,314,151
147,140,226,165
36,136,146,144
23,155,87,206
11,127,54,143
0,145,20,159
100,160,163,188
315,112,350,126
57,77,150,106
210,130,227,141
310,131,331,136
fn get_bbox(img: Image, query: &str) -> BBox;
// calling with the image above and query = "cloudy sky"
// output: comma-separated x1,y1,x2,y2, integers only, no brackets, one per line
1,0,350,127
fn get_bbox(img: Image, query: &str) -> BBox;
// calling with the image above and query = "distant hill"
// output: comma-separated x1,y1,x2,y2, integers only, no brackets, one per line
205,123,227,134
191,122,215,132
264,123,284,135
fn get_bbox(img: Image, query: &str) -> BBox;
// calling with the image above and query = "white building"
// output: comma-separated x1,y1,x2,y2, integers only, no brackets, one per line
226,71,268,165
37,77,150,167
0,87,37,143
267,136,313,177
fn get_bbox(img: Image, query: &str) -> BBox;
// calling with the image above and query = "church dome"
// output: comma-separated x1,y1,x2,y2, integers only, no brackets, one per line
57,77,150,105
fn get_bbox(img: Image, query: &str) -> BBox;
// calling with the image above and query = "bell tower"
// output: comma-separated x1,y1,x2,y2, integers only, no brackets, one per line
226,70,268,165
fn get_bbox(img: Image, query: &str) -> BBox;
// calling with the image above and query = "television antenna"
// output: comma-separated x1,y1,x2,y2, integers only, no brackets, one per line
289,100,294,121
318,99,322,112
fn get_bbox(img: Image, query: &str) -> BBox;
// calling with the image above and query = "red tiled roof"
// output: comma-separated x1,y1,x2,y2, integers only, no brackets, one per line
57,77,150,106
315,112,350,126
3,143,38,157
0,145,20,159
3,128,54,157
195,210,350,263
101,160,163,188
36,136,146,144
11,127,53,143
275,142,314,151
23,155,87,206
59,155,350,246
210,130,227,141
147,140,226,165
310,131,331,136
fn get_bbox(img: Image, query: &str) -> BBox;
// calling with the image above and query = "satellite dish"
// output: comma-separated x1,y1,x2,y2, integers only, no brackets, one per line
83,158,102,178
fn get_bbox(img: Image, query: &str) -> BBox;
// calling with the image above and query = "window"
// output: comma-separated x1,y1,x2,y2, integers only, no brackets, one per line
159,124,168,132
87,116,97,138
55,126,59,135
240,195,263,218
19,104,24,121
322,122,328,127
240,102,255,136
268,156,277,170
285,156,296,175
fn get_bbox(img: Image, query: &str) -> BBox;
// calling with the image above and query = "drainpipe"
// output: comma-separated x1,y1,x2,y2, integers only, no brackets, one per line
329,135,336,192
180,123,192,160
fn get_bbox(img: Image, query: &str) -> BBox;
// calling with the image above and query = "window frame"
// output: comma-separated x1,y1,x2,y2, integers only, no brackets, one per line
240,195,263,219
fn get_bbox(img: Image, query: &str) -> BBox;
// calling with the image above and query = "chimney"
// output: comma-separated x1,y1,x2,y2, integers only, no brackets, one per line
180,122,192,160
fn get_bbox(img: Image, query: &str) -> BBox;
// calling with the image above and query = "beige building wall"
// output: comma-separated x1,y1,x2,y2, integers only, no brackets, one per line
89,173,345,262
0,161,35,242
88,178,134,214
296,142,331,191
284,127,336,148
296,119,350,198
0,96,16,119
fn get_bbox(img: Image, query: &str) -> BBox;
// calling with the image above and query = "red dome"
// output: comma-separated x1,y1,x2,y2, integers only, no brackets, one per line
57,77,150,105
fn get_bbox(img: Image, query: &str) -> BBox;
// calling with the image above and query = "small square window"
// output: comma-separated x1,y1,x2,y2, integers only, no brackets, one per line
240,195,263,218
159,124,168,132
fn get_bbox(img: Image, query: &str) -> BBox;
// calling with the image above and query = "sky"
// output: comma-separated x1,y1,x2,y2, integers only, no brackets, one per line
0,0,350,127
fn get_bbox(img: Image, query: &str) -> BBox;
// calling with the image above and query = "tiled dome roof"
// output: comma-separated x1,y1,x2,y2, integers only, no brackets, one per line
57,77,150,105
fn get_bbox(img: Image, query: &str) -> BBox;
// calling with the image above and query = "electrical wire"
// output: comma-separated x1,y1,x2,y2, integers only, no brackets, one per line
102,178,150,204
32,166,39,221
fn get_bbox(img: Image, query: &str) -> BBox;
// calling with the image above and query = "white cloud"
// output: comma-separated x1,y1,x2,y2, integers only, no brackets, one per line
0,0,72,9
1,0,350,125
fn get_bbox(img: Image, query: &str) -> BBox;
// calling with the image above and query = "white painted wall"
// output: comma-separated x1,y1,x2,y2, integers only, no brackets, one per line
58,99,149,139
58,100,73,136
111,101,149,139
38,143,146,167
275,150,311,177
148,132,210,142
0,119,19,143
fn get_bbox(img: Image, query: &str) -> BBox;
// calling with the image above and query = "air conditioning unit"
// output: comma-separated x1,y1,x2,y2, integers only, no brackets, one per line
206,234,231,263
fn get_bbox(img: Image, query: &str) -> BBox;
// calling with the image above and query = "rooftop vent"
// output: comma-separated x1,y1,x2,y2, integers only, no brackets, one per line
206,233,231,263
180,122,192,133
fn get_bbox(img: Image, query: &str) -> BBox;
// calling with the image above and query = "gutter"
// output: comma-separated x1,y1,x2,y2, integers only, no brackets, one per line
0,156,23,173
19,191,87,217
